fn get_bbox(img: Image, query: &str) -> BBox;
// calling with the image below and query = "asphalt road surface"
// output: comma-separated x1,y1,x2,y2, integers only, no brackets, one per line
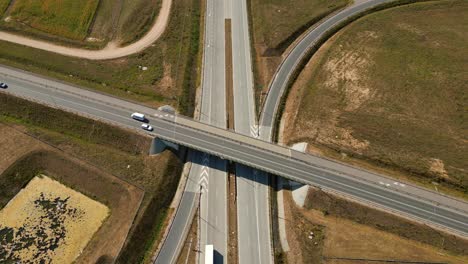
198,0,228,262
230,0,273,263
3,65,468,241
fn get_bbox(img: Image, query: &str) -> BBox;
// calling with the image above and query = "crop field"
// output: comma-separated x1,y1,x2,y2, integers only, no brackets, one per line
0,176,108,263
8,0,99,40
283,0,468,193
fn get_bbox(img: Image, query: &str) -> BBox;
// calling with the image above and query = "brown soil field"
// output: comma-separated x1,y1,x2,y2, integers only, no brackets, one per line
0,124,144,263
0,176,109,263
282,188,468,263
282,0,468,196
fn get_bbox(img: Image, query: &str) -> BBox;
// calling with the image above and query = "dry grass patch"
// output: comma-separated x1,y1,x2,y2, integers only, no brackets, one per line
0,176,108,263
284,0,468,193
282,188,468,263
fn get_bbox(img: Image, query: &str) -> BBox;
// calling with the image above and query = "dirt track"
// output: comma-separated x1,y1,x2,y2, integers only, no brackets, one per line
0,0,172,60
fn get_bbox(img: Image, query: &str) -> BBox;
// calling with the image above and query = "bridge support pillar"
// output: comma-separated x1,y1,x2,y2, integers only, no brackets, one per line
149,137,179,155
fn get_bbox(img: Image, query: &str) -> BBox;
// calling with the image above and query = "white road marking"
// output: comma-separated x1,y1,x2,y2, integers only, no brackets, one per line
250,124,259,138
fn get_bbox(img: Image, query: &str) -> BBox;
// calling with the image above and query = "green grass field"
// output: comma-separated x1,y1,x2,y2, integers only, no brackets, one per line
8,0,99,40
286,0,468,192
0,0,10,16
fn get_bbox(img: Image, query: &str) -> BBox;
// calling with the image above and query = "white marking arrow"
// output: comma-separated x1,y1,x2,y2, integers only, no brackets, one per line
250,125,259,138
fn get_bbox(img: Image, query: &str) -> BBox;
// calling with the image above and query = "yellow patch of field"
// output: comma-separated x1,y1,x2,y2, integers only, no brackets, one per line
0,175,109,263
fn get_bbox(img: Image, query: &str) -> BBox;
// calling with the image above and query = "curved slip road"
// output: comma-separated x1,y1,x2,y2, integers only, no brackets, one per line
260,0,393,139
0,0,171,60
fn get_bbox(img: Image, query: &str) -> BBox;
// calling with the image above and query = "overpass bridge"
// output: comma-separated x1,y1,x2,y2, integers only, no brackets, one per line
2,64,468,239
149,112,468,235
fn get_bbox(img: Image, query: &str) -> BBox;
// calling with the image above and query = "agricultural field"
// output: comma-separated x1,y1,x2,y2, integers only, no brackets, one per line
0,123,145,263
281,188,468,263
0,176,108,263
249,0,350,102
0,0,162,48
7,0,100,40
282,0,468,194
0,92,183,263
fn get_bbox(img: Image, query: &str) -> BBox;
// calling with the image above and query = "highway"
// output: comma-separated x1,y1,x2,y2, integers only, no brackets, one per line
2,66,468,240
198,0,228,262
156,0,229,262
231,0,273,263
260,0,394,139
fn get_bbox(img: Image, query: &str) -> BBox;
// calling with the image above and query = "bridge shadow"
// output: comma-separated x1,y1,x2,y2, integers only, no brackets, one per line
214,249,224,264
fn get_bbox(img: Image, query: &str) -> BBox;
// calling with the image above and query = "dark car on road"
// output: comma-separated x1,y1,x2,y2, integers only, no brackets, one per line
0,82,7,89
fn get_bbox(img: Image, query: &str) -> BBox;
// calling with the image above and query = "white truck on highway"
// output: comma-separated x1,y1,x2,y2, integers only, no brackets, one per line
205,244,213,264
131,112,145,121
